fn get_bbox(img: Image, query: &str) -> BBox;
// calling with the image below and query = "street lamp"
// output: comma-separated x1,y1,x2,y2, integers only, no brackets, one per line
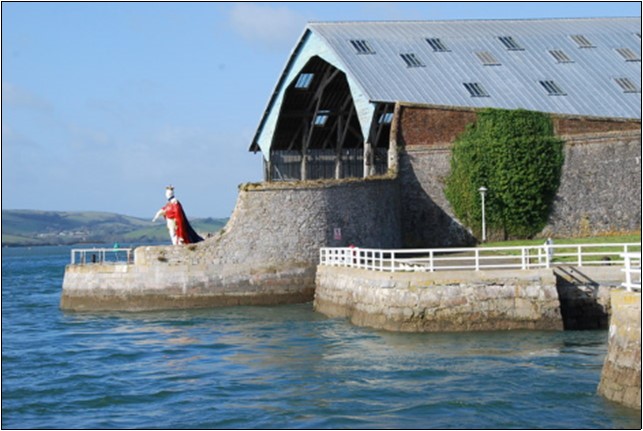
478,186,487,242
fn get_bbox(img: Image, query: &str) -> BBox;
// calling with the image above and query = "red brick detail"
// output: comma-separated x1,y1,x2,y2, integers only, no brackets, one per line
397,106,477,147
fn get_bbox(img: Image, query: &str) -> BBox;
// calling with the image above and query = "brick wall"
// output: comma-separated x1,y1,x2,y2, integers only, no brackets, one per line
554,116,641,136
397,105,477,147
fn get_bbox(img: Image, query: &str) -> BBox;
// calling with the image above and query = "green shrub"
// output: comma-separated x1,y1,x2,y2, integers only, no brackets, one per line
445,108,564,240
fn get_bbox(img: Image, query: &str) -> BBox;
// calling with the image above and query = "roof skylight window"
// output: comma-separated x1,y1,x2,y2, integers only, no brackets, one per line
378,112,394,124
463,82,489,97
475,51,501,66
615,48,641,62
498,36,523,51
539,80,566,96
295,73,314,89
614,77,640,93
350,39,375,55
426,38,450,52
314,110,331,126
400,53,424,68
549,50,574,63
570,34,595,48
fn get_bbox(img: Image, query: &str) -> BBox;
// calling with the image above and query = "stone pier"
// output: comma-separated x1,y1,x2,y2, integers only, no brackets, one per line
313,265,625,332
314,266,564,332
598,290,641,410
61,177,401,311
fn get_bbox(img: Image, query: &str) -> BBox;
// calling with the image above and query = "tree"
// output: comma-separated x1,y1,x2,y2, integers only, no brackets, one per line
445,108,564,240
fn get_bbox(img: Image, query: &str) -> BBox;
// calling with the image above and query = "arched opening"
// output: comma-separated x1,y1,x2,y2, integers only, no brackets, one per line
265,56,390,181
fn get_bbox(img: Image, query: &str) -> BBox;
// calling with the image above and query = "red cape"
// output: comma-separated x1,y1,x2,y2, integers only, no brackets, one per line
162,200,204,244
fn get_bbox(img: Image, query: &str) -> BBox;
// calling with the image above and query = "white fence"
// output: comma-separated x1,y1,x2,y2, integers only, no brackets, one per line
621,252,642,291
320,243,640,273
71,248,134,265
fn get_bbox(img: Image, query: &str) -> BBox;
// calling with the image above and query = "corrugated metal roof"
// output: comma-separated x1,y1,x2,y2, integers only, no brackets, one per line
308,18,641,119
251,18,641,154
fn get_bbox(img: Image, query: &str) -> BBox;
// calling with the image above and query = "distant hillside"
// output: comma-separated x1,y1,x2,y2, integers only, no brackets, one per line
2,210,227,246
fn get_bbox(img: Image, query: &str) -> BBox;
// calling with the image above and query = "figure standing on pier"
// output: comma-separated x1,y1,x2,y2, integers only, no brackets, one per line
152,185,204,245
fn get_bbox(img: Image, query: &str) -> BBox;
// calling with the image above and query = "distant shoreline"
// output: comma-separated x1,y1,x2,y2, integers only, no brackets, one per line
2,241,164,248
2,209,227,248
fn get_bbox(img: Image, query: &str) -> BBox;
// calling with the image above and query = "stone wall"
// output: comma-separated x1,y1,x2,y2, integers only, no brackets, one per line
314,265,625,333
398,145,475,247
314,266,563,332
61,177,402,311
61,262,315,312
395,103,642,246
134,177,402,268
541,131,642,237
598,290,641,410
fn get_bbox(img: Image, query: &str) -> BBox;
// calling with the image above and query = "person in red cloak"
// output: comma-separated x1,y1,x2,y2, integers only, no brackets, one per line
152,186,203,245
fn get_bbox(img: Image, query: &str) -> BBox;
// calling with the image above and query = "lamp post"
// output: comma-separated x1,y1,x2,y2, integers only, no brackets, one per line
478,186,487,242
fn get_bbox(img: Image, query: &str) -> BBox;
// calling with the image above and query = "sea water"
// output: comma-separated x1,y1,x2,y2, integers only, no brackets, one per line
2,246,641,429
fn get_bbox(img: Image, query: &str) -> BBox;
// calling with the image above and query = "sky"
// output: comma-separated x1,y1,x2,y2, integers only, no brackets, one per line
2,2,641,219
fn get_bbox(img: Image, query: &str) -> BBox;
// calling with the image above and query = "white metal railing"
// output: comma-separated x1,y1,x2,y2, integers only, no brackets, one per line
70,248,134,265
320,243,640,273
621,252,641,291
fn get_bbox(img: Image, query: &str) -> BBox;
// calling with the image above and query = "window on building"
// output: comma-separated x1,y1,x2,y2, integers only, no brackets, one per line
614,77,641,93
400,53,424,67
378,112,394,124
295,73,314,89
475,51,501,66
426,38,450,52
463,82,490,97
539,80,566,95
350,39,375,54
549,49,574,63
615,47,641,62
314,110,331,126
498,36,523,50
570,34,595,48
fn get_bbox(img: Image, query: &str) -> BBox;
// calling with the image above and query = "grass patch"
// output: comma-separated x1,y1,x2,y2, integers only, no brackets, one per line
482,233,640,248
481,234,641,264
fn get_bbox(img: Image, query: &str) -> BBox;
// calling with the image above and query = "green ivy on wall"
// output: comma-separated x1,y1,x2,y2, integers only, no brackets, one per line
445,108,565,240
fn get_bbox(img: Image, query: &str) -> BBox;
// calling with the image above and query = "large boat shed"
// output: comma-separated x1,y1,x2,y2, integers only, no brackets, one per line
249,18,641,181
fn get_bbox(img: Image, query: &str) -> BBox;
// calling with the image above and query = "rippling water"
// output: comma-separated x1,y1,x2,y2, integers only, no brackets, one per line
2,246,641,429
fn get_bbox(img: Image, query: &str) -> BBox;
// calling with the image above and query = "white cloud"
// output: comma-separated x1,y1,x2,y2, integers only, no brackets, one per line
67,123,112,151
227,3,307,50
1,81,53,112
1,122,38,149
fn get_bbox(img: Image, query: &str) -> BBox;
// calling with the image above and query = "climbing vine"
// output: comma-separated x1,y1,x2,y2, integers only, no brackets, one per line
445,108,565,240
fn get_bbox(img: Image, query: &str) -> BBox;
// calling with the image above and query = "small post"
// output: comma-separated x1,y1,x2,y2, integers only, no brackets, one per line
363,142,373,178
478,186,487,242
623,254,632,292
544,238,553,268
429,250,434,272
265,157,273,182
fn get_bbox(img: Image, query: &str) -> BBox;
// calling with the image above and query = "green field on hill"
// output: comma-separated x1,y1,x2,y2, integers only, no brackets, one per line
2,210,227,247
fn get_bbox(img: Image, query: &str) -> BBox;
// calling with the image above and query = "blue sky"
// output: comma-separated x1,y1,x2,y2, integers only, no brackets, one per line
2,2,640,219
